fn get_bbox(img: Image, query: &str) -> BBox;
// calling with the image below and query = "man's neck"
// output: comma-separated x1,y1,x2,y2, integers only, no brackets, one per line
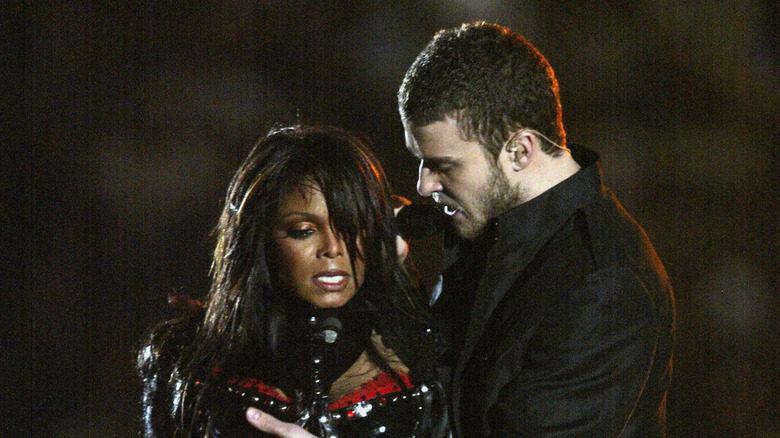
520,152,581,203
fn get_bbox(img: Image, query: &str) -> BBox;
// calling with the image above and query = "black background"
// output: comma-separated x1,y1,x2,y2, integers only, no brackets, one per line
5,1,779,436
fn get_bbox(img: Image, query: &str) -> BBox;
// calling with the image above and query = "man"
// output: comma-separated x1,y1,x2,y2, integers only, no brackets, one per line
246,21,674,437
396,22,675,437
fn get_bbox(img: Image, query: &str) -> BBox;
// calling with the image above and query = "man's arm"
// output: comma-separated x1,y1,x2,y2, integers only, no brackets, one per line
488,265,669,436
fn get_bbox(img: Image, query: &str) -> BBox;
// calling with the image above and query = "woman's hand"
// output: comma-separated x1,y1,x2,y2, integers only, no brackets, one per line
391,195,411,264
245,408,317,438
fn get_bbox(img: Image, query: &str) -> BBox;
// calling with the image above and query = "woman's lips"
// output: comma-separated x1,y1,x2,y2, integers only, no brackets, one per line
312,271,350,291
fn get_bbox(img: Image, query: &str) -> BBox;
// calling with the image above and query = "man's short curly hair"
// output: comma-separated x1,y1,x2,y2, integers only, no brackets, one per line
398,22,566,157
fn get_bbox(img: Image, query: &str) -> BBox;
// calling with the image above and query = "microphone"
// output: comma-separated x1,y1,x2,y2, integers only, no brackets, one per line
298,314,343,437
315,316,342,344
396,203,448,239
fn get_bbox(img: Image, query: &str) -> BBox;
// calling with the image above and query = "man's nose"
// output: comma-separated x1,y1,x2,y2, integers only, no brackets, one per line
417,162,442,197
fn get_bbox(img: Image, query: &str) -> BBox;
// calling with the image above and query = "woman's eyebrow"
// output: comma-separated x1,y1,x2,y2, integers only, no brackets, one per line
280,212,322,221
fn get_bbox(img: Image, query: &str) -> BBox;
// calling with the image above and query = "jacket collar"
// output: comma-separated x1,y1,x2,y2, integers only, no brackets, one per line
493,144,603,248
444,144,603,266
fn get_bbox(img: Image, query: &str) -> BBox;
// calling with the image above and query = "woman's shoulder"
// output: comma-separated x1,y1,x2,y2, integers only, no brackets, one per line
137,309,204,376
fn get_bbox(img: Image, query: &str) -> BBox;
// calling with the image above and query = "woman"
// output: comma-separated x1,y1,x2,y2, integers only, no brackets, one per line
138,125,447,437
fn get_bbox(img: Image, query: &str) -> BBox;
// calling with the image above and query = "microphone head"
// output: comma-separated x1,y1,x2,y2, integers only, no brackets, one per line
319,316,342,344
322,329,338,344
396,203,448,239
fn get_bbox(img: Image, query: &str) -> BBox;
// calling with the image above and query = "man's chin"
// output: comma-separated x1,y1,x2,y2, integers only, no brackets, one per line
453,216,487,241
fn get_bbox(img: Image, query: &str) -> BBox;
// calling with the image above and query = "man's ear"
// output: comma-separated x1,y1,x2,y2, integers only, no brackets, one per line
504,130,535,171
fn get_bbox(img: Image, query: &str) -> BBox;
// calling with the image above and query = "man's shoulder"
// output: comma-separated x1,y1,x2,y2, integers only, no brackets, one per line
509,192,671,306
561,198,674,319
580,189,664,267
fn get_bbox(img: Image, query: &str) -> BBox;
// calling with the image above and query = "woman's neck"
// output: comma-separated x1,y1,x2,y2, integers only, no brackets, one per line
328,330,408,400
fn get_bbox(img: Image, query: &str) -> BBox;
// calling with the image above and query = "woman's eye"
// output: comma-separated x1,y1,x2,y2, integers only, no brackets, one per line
287,228,315,239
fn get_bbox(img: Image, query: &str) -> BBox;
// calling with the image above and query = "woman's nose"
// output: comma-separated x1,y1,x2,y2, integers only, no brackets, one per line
318,229,343,258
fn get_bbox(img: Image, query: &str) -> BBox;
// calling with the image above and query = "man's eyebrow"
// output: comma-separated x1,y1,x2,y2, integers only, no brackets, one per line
421,156,458,166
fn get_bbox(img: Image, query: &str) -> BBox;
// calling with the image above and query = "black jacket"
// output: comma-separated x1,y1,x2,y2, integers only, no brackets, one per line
434,145,675,437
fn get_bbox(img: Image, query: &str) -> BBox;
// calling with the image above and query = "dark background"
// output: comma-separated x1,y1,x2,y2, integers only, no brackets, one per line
5,1,779,436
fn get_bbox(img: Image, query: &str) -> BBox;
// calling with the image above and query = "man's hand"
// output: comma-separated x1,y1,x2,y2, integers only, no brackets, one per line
245,408,316,438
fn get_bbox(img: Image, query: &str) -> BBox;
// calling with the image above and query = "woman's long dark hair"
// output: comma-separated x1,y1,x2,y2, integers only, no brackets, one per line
144,125,430,435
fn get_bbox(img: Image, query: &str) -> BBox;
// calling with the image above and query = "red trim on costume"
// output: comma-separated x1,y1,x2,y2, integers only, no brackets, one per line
327,372,412,410
224,376,294,403
211,368,412,409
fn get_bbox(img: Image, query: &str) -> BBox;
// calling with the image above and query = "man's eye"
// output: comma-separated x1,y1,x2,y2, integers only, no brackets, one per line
426,162,452,174
287,228,315,239
435,163,453,175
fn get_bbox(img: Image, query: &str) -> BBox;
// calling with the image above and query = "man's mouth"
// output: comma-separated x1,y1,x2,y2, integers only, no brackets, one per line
432,193,463,216
443,205,462,216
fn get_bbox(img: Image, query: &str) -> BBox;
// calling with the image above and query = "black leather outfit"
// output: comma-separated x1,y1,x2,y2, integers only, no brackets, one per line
139,297,448,438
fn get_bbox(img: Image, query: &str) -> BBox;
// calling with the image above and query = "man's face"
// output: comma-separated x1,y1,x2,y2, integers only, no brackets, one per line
404,117,524,240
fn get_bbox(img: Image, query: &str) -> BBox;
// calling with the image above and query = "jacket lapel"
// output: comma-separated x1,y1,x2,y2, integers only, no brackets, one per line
450,235,542,422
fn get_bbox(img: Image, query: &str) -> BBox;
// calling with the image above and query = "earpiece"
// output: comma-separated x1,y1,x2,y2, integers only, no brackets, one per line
517,155,529,167
506,128,569,154
506,134,520,153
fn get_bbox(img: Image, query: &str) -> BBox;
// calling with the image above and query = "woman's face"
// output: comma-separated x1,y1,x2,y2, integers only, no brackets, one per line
270,182,365,308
